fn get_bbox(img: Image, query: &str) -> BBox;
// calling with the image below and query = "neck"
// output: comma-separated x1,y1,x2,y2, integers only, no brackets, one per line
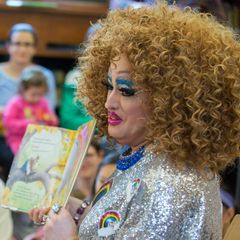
130,140,148,152
7,60,32,76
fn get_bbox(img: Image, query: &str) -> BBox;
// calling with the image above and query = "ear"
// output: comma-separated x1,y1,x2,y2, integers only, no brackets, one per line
28,46,37,59
5,42,11,53
32,46,37,55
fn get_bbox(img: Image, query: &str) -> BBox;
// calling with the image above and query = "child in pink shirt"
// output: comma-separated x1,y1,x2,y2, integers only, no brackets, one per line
3,67,58,154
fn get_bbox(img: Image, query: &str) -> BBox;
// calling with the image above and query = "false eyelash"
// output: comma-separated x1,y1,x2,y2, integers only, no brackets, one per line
119,88,136,96
101,80,137,96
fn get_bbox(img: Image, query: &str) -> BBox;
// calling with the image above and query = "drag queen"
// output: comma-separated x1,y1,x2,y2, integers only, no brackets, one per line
30,3,240,239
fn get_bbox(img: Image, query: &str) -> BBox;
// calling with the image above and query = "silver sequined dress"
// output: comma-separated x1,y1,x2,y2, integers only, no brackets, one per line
79,148,221,239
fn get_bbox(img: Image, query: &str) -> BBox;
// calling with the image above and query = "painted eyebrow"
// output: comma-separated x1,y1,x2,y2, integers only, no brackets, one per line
107,70,131,84
107,70,131,76
116,79,133,87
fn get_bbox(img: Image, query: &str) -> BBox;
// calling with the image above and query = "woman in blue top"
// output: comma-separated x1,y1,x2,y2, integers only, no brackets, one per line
0,23,56,180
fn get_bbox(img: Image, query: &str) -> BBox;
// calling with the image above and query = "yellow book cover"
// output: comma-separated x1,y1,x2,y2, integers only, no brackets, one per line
0,119,96,212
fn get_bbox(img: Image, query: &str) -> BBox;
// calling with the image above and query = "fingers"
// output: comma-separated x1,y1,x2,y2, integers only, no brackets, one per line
28,207,50,224
47,208,71,224
43,209,78,240
43,210,62,239
28,208,41,223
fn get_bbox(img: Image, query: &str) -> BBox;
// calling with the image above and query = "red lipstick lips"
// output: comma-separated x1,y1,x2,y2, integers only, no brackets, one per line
108,112,122,126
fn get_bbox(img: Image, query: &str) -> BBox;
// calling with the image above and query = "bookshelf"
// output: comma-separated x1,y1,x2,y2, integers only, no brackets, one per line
0,1,108,58
0,0,108,107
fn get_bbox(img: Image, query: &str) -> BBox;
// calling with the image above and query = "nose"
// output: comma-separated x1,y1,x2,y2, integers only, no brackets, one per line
104,90,119,111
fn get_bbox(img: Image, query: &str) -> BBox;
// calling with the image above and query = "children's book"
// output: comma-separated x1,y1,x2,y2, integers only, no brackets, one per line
0,119,96,213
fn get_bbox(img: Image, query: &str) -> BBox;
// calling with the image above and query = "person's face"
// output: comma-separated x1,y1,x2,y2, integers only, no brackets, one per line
79,145,102,179
7,31,36,65
95,164,116,193
22,86,46,104
104,54,150,148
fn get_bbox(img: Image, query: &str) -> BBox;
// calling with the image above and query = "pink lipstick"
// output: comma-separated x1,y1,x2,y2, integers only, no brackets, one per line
108,112,122,126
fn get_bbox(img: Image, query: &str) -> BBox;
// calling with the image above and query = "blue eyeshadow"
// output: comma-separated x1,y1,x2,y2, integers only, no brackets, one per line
116,79,133,87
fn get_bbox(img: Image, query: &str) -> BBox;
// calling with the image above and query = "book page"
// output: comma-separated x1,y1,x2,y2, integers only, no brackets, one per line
52,119,96,207
0,124,77,212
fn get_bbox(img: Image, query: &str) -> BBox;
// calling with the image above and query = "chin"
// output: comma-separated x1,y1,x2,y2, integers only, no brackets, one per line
108,128,121,140
16,58,31,64
108,133,127,146
108,126,133,146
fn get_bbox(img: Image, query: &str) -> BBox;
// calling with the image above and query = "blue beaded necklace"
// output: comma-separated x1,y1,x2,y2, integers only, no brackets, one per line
116,146,145,171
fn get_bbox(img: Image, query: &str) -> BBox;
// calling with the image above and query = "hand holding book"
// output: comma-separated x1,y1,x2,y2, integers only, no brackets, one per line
0,120,96,213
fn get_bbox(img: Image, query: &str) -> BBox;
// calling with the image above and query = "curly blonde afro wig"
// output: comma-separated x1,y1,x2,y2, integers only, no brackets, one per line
78,3,240,173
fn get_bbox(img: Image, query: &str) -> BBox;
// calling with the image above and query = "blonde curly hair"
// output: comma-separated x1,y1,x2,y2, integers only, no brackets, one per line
78,3,240,173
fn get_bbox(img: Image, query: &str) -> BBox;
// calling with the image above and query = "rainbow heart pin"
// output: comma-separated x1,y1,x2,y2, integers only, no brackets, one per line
126,178,142,202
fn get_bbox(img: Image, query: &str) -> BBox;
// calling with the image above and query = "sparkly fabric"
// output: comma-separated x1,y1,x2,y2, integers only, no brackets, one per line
79,148,222,239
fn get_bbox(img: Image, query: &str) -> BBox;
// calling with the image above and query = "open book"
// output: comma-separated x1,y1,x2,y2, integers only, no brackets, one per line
0,119,96,213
